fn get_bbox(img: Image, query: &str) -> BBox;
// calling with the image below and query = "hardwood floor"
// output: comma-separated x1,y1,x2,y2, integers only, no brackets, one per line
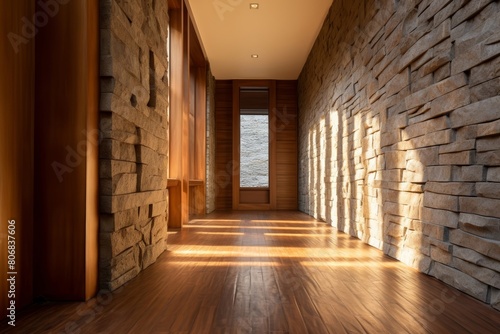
2,211,500,333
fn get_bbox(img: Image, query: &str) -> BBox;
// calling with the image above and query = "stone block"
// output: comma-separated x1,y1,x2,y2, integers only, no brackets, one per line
422,207,459,228
470,54,500,87
110,225,142,257
106,267,140,292
418,51,451,77
487,167,500,182
471,77,500,103
451,0,494,28
430,262,488,302
410,129,453,149
477,119,500,138
410,86,470,124
460,197,500,219
424,182,474,196
459,213,500,241
450,229,500,261
410,73,434,94
476,182,500,199
418,0,453,24
107,173,137,195
386,70,409,97
118,142,136,162
453,258,500,289
381,130,401,148
431,245,452,265
385,151,407,169
136,145,165,167
405,147,439,166
151,200,167,217
477,136,500,153
423,222,446,240
456,125,478,141
139,219,152,245
454,245,500,273
101,112,137,134
457,165,484,182
100,160,136,178
449,96,500,129
102,189,168,213
477,150,500,166
108,247,137,281
402,116,448,141
438,150,475,165
434,62,451,82
405,73,467,110
423,192,458,211
438,140,475,154
426,166,453,182
376,169,402,182
399,19,451,71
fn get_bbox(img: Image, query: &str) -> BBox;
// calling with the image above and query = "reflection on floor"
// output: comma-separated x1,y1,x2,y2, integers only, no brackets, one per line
3,211,500,333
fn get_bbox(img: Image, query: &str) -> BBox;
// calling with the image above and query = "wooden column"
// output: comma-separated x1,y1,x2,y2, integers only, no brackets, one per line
169,0,207,226
34,0,99,300
0,0,35,319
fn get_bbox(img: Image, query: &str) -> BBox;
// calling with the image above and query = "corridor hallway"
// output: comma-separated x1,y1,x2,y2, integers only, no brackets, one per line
3,211,500,333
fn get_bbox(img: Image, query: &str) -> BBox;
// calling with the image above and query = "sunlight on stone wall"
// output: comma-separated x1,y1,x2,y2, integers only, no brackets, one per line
299,0,500,309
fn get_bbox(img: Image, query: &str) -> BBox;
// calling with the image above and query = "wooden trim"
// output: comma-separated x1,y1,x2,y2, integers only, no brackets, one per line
168,5,183,228
85,0,99,300
167,178,180,187
232,82,240,209
189,179,204,187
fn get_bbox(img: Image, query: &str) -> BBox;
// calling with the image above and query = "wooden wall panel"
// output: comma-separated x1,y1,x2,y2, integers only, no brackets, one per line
276,81,298,210
34,0,98,300
214,80,298,210
0,0,35,319
214,81,233,210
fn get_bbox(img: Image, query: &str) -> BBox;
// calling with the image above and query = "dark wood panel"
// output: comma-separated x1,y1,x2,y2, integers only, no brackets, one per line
6,211,500,333
34,0,99,300
276,81,298,210
0,0,35,319
214,81,233,210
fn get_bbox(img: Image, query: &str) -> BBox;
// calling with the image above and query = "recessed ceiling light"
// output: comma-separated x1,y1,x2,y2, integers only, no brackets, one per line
250,3,259,9
251,54,259,58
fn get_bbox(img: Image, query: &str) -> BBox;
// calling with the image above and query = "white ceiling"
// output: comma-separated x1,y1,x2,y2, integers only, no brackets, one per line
186,0,333,80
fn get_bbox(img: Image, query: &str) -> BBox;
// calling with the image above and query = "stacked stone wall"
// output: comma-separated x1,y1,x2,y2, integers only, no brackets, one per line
299,0,500,309
206,69,216,213
99,0,169,290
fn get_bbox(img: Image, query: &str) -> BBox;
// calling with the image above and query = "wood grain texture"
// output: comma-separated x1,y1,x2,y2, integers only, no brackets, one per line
34,0,98,301
276,81,298,210
214,81,234,210
0,0,35,319
5,211,500,333
215,80,298,211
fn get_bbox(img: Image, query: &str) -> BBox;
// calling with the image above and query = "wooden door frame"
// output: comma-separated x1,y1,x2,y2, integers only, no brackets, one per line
232,80,277,210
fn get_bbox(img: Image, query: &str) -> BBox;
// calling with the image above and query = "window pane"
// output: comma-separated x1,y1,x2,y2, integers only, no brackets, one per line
240,114,269,187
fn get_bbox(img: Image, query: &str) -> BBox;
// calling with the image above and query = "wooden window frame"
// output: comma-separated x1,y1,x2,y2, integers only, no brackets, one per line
232,80,277,210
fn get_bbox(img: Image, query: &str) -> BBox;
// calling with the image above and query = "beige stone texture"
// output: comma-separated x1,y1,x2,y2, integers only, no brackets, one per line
298,0,500,308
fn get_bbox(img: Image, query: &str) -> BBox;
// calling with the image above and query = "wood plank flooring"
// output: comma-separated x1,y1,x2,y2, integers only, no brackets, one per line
2,211,500,333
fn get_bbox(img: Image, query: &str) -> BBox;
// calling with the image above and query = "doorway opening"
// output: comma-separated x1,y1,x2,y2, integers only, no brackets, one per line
233,81,276,210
